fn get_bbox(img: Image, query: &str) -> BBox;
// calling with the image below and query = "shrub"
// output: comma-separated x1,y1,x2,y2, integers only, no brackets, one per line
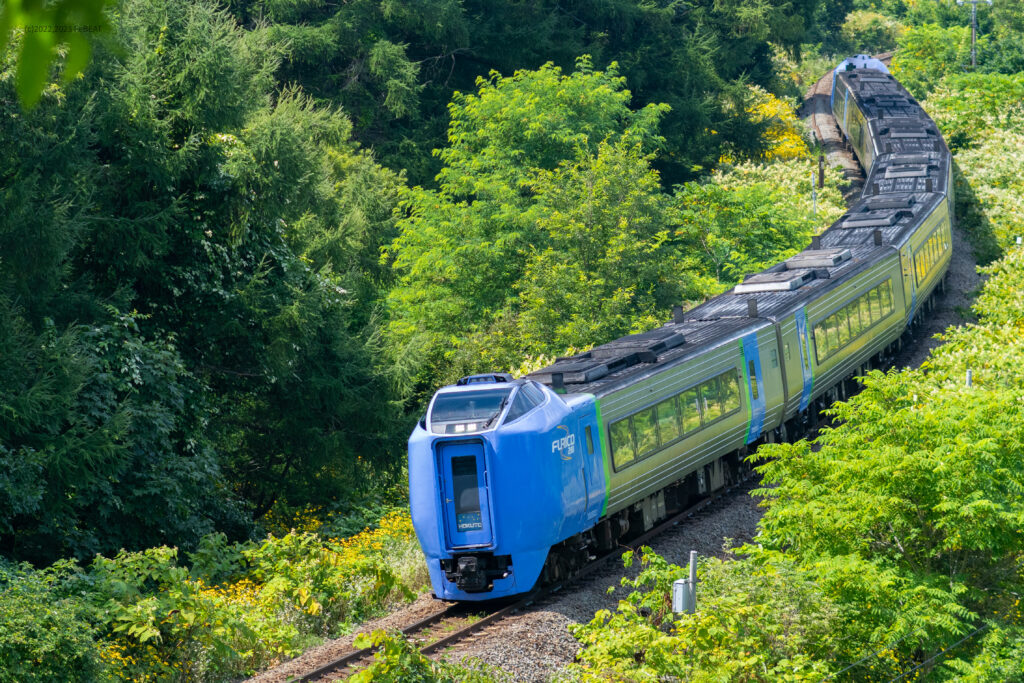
0,561,102,682
563,549,841,681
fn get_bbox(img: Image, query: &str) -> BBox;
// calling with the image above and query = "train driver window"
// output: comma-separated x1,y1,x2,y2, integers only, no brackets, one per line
504,385,541,424
585,426,594,455
747,361,759,400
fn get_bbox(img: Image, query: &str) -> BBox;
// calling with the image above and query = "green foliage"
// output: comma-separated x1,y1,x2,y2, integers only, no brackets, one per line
0,0,407,566
0,561,102,682
385,59,677,391
3,508,428,681
227,0,826,184
674,158,847,286
0,0,112,108
563,549,841,681
926,73,1024,149
891,23,972,99
839,10,904,55
350,630,506,682
386,62,837,396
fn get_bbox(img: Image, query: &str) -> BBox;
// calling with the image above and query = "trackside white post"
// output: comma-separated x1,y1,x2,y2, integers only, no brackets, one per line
966,368,973,387
672,551,698,614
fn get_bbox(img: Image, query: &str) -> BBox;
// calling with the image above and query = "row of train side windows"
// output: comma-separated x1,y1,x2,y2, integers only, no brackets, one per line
813,278,895,364
609,368,742,471
913,224,950,287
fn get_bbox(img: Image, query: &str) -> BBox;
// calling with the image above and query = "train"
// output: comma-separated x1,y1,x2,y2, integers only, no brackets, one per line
408,57,954,600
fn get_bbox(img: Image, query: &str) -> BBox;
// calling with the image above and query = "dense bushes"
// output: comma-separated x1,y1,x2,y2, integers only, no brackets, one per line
0,509,427,681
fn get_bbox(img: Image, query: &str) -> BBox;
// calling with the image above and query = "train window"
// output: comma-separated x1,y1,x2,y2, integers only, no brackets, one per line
504,385,542,424
655,397,681,444
702,377,724,422
870,286,883,321
721,369,741,413
770,348,778,368
747,361,759,400
610,419,636,469
843,303,857,339
859,294,873,329
633,408,658,457
585,426,594,455
881,280,894,314
813,322,828,361
825,313,840,351
837,308,852,346
430,387,513,434
523,381,546,404
680,388,701,433
784,342,791,362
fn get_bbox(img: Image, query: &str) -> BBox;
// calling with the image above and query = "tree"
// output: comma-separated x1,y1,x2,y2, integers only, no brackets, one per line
0,0,407,561
384,59,676,392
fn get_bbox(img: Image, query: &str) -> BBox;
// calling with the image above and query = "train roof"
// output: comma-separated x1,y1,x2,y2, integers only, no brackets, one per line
687,244,893,322
823,192,944,249
864,150,949,196
836,69,948,156
529,317,765,396
528,242,894,398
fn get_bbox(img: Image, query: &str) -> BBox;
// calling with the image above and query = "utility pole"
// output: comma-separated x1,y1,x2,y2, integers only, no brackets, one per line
957,0,993,70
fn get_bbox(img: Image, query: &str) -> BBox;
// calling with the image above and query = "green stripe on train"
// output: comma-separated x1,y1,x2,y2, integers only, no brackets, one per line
593,397,610,517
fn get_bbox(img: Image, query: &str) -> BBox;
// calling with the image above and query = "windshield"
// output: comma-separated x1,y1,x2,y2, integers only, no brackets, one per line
429,387,513,435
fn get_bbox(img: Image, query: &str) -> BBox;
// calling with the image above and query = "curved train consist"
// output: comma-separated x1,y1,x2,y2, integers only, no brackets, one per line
409,59,954,600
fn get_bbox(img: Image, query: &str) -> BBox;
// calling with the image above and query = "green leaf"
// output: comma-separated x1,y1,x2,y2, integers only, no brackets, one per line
63,31,92,82
16,26,54,109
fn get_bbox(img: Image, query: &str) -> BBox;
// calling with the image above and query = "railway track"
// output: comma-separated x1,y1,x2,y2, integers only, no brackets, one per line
292,474,756,681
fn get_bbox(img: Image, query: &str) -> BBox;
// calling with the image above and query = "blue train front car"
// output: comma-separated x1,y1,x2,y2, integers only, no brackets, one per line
408,374,606,600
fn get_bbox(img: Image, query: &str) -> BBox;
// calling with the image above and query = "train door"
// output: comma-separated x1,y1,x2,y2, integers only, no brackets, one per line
794,308,815,412
438,440,493,548
553,422,587,527
742,333,766,443
577,415,602,523
900,244,916,325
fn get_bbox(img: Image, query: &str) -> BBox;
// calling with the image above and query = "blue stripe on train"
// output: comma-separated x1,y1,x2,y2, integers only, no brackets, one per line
742,333,766,443
795,307,814,412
